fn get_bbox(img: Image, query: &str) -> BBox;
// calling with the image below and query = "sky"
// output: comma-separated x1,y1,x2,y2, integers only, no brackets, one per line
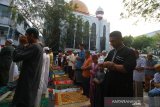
79,0,160,36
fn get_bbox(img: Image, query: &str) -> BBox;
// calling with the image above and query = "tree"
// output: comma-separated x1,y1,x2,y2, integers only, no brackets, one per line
43,0,75,51
75,17,84,48
132,35,153,50
13,0,46,32
65,14,77,48
121,0,160,21
123,35,134,47
65,15,84,48
13,0,83,51
150,33,160,48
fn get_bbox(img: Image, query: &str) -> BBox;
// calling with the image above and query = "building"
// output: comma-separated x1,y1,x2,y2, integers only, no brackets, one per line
1,0,110,51
0,0,12,45
70,0,110,51
0,0,31,45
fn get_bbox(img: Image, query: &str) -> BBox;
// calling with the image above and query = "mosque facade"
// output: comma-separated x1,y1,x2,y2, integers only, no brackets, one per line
70,0,110,51
0,0,110,51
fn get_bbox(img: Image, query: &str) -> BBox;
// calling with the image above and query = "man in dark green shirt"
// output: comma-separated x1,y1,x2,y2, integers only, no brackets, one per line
11,28,43,107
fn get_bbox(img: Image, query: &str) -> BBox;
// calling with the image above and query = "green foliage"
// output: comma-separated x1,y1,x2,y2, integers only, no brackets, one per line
14,0,83,51
150,33,160,48
75,18,83,48
83,21,90,49
66,14,80,48
124,33,160,53
132,35,153,50
13,0,47,31
17,14,24,24
13,0,87,51
43,0,78,50
121,0,160,21
123,35,134,47
11,7,17,20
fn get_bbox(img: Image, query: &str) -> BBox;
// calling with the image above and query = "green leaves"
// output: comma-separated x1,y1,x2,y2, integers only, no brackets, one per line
121,0,160,21
122,34,160,51
132,35,153,50
123,35,134,47
14,0,88,51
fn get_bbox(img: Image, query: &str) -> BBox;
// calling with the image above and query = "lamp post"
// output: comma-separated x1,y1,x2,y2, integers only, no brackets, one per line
81,27,84,44
89,29,91,50
73,26,76,49
59,20,64,50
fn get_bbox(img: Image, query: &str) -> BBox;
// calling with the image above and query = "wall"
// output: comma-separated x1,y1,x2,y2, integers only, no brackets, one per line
0,0,11,6
74,12,110,51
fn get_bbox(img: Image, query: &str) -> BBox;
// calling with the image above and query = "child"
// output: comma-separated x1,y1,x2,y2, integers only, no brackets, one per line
148,64,160,107
93,63,105,107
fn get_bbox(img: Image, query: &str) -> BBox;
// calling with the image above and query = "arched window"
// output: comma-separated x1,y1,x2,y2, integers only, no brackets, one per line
90,23,96,50
100,25,106,51
83,21,89,49
75,19,83,48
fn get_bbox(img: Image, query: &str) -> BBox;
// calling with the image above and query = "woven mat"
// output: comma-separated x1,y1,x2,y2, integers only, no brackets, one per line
55,100,90,107
55,91,89,106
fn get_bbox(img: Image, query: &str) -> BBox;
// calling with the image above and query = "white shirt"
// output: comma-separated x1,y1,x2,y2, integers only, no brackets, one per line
133,57,146,81
35,52,50,107
67,54,76,69
8,62,19,82
98,55,107,64
43,54,50,92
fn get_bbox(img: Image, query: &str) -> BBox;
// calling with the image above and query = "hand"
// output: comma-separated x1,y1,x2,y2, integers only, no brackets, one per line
154,64,160,71
81,66,85,70
98,63,103,68
71,61,75,64
93,78,100,84
136,67,144,72
103,61,112,67
76,57,80,60
98,63,104,66
144,66,153,70
98,63,104,71
103,61,115,70
19,36,28,45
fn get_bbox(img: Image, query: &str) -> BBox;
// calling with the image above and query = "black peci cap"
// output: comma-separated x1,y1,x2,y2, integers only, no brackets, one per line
110,31,122,38
26,28,39,39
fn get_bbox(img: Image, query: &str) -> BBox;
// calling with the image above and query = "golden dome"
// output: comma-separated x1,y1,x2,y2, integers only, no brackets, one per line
70,0,89,15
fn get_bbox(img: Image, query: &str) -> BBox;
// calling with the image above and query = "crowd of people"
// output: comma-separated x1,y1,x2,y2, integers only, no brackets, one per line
0,28,160,107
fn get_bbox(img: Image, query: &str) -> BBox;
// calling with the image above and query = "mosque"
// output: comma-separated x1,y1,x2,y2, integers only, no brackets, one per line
69,0,110,51
0,0,110,51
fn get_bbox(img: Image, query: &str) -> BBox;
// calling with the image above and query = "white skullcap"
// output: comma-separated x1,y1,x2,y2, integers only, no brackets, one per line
43,47,49,51
7,39,13,44
102,50,107,53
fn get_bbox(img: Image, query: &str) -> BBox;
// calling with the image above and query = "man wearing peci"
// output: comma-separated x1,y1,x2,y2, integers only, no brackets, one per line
103,31,136,102
11,28,43,107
